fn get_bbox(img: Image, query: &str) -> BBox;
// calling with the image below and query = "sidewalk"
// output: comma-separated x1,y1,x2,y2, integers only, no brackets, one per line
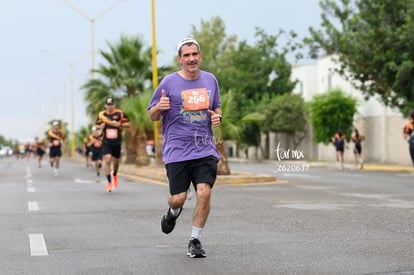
70,156,413,186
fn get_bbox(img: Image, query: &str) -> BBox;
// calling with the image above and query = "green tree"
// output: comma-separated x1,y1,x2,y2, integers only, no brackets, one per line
218,29,297,102
221,29,298,153
83,79,112,117
189,16,238,74
120,91,154,166
212,90,264,174
0,135,13,147
97,34,151,97
261,93,307,150
82,34,167,163
306,0,414,115
307,89,357,144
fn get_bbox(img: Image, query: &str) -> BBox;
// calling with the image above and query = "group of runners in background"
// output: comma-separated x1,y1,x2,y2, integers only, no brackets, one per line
331,109,414,170
12,95,130,193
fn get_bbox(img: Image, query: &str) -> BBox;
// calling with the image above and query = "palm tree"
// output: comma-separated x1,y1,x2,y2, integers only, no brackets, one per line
97,35,151,97
121,91,154,166
83,79,112,118
213,90,265,175
82,34,154,164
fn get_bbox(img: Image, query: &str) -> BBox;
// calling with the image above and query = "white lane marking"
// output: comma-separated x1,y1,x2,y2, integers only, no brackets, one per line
27,187,35,193
341,193,391,199
29,234,48,256
334,172,363,177
275,198,414,210
280,174,321,178
25,167,32,178
295,185,336,190
369,199,414,209
397,173,414,177
74,178,94,184
28,201,39,211
274,201,354,210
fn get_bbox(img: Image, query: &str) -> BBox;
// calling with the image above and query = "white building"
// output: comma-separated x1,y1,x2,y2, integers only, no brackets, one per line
241,55,412,165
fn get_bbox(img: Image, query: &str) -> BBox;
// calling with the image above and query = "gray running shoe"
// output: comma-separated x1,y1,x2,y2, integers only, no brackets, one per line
160,207,182,234
187,238,206,258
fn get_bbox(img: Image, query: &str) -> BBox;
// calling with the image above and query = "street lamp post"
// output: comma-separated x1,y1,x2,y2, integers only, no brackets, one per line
41,50,88,157
151,0,162,165
45,72,67,128
63,0,125,79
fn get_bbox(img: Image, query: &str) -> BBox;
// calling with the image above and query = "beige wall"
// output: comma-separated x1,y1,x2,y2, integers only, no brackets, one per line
231,114,412,165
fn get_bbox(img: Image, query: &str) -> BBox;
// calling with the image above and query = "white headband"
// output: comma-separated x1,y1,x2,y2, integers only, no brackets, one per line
176,38,200,56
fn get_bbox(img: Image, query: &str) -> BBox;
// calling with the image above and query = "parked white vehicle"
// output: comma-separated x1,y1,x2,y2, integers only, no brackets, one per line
0,145,13,157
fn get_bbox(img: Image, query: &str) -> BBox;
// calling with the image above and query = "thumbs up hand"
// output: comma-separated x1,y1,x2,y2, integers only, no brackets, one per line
208,110,222,128
158,89,170,112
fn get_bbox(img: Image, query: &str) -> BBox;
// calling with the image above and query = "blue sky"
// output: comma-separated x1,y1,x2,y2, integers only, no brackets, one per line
0,0,323,142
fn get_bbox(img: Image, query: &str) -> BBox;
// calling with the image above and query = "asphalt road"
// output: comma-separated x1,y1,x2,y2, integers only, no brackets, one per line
1,157,413,275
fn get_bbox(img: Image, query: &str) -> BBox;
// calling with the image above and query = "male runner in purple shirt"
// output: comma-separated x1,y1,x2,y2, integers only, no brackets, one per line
148,38,222,258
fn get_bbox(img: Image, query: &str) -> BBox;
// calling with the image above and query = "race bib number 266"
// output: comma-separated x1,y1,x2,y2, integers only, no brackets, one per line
181,88,210,111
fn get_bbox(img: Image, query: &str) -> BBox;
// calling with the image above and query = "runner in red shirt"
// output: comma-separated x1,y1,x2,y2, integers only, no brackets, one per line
47,121,65,176
96,98,130,192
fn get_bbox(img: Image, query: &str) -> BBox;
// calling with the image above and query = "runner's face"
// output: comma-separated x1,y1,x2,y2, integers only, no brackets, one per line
177,44,202,73
106,103,115,111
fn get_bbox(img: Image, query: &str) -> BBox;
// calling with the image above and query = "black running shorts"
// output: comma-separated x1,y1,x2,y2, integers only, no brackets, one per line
37,148,45,156
49,146,62,158
102,143,121,158
165,155,218,195
85,147,92,156
91,148,103,161
354,143,362,154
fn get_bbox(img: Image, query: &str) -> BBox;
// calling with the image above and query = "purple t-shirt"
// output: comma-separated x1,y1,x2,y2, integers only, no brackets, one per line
148,70,221,164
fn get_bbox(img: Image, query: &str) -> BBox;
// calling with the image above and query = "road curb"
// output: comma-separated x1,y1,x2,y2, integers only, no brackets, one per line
118,165,282,185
